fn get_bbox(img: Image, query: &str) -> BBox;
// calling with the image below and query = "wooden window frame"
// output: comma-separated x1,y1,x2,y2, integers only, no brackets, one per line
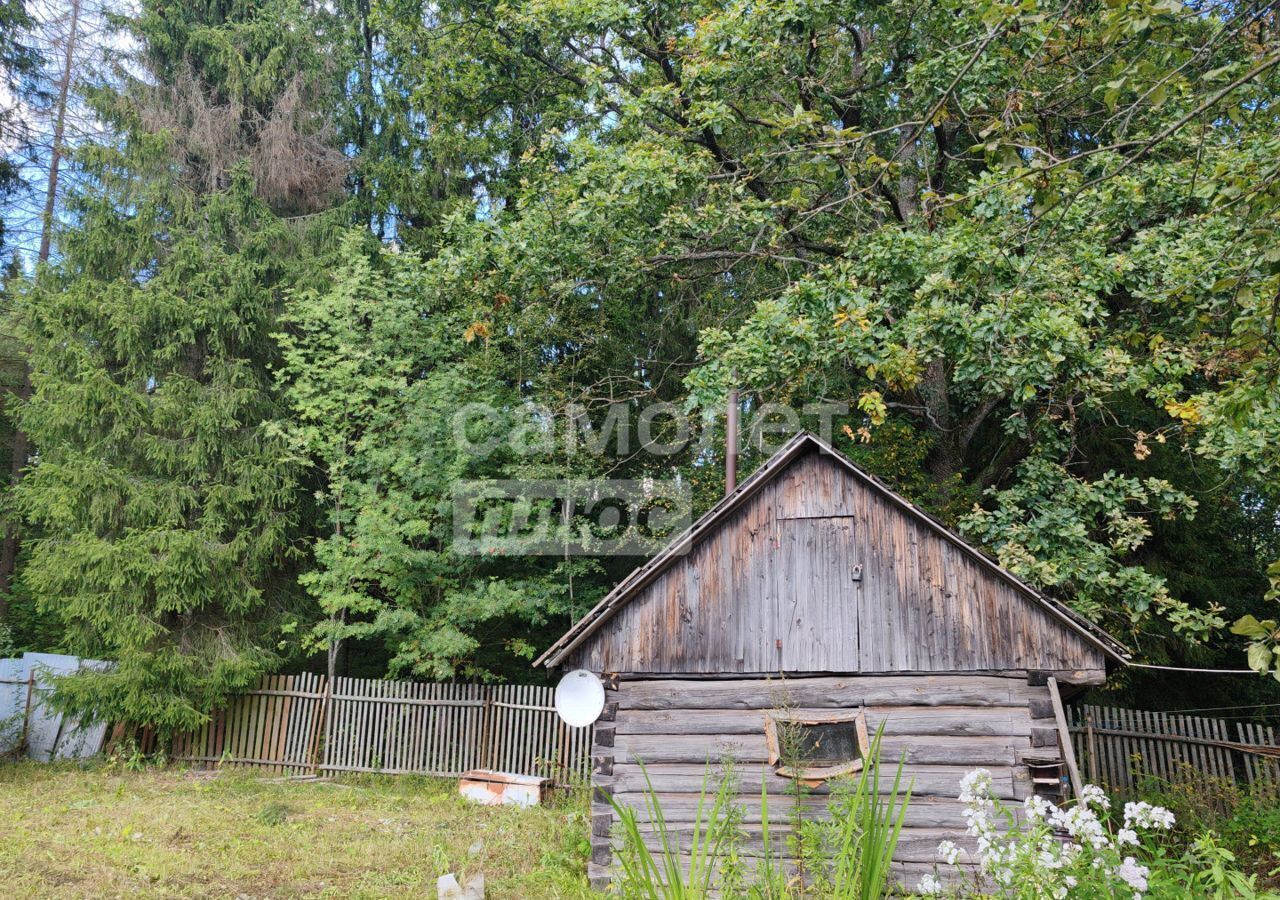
764,708,870,782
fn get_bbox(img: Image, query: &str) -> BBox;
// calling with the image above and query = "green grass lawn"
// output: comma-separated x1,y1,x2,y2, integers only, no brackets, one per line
0,762,594,899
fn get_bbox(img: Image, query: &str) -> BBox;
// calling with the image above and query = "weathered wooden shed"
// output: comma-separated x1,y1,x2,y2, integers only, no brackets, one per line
535,432,1128,889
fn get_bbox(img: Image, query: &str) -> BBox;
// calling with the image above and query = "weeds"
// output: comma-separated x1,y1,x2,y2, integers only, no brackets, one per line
1135,766,1280,888
0,761,593,898
608,726,912,899
255,800,293,826
610,760,744,899
804,728,912,899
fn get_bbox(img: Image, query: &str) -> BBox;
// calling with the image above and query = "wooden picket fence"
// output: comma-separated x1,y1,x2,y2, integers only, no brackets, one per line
168,675,593,783
1068,704,1280,798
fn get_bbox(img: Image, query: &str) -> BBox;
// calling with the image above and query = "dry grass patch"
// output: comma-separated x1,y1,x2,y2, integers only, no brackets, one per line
0,762,593,899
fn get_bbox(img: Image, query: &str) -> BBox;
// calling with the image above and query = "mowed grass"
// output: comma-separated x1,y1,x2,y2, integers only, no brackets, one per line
0,762,594,899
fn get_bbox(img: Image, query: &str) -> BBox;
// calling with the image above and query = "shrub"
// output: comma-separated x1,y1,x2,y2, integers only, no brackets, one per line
917,771,1276,900
1136,769,1280,887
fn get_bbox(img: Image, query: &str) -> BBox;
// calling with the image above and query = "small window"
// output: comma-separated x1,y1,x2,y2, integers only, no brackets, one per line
765,709,870,781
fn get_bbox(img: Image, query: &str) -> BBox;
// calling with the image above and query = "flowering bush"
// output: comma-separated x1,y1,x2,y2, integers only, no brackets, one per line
914,770,1272,899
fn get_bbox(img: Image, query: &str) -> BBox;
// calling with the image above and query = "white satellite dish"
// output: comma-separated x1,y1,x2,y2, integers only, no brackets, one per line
554,669,606,728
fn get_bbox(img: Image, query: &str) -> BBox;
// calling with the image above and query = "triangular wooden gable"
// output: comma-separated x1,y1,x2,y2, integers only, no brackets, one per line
538,433,1125,677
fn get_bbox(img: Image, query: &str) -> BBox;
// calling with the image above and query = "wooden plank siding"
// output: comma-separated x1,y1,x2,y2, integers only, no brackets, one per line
587,674,1045,889
537,435,1129,890
566,450,1107,678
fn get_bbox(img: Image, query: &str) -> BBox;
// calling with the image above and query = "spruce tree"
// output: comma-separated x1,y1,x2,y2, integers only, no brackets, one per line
11,0,343,730
14,168,301,730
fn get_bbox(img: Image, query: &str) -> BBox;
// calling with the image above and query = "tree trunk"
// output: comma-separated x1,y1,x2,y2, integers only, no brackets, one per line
326,614,343,682
0,0,83,612
916,358,963,490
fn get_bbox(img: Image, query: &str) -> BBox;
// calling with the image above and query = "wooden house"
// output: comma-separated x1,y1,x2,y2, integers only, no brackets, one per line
535,432,1128,890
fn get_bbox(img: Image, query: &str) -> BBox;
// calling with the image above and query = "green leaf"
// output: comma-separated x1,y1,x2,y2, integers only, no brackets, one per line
1231,615,1266,638
1247,642,1272,674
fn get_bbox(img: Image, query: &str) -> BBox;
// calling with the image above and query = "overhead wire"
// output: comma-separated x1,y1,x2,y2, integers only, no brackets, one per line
1126,662,1259,675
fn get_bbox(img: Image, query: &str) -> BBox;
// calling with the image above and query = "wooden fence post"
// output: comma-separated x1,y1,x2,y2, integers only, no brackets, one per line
1085,711,1098,785
557,718,569,782
479,684,495,770
307,676,331,775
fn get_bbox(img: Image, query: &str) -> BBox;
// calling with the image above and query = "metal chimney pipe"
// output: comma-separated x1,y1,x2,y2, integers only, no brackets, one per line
726,387,739,496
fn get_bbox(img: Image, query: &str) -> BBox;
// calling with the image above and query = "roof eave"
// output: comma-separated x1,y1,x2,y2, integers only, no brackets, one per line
535,431,1130,669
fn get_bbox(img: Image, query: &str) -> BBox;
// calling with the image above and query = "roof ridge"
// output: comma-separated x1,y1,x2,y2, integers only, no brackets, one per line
534,431,1129,668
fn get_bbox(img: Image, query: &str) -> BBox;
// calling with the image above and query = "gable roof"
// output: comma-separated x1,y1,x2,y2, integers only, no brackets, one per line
535,431,1129,669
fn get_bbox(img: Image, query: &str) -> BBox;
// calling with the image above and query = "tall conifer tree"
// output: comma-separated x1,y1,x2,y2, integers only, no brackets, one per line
11,0,344,729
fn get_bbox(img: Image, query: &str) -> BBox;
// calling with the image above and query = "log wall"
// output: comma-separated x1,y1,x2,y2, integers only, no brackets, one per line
588,673,1057,890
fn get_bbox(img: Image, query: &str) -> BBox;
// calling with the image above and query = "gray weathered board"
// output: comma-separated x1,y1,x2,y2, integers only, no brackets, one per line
556,439,1115,677
170,677,594,782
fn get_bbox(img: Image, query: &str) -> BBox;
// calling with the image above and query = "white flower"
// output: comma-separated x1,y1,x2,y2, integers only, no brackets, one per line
959,769,993,804
1058,805,1109,850
1123,801,1176,830
963,801,997,840
916,873,943,895
937,840,961,865
1023,794,1058,823
1037,847,1066,870
1079,784,1111,810
1117,827,1139,846
1117,856,1150,893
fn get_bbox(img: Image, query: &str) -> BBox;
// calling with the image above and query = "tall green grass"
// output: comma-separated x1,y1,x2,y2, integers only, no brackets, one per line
608,760,743,899
807,726,913,898
608,726,912,899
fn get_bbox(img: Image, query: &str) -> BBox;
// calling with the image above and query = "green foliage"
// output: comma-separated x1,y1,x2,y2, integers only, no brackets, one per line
1137,771,1280,887
13,169,303,732
5,0,1280,704
1232,563,1280,680
609,732,913,899
609,761,744,899
276,227,594,679
1209,802,1280,888
1153,833,1275,900
960,456,1217,639
337,0,1280,666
